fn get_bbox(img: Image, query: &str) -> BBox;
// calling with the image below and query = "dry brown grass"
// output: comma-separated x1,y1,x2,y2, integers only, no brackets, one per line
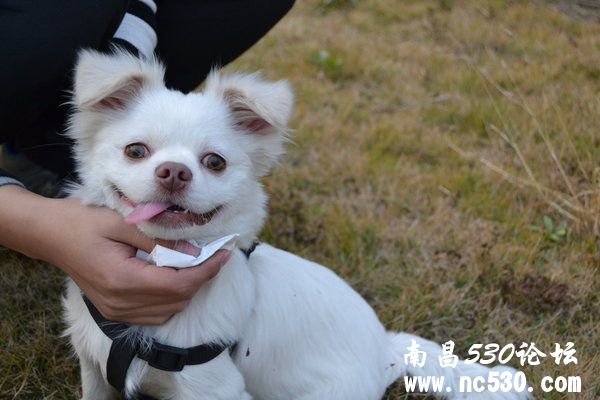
1,1,599,399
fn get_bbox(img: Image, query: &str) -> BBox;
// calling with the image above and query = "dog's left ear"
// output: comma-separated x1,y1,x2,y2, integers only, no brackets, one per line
204,71,294,175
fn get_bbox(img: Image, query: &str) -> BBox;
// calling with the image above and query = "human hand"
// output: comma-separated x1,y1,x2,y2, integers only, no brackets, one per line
0,185,231,325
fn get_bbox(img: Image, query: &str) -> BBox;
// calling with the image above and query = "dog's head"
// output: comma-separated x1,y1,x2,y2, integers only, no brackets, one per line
68,50,293,244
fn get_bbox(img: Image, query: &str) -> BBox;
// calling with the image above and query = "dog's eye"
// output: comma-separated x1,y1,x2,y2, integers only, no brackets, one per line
201,153,226,172
124,143,149,159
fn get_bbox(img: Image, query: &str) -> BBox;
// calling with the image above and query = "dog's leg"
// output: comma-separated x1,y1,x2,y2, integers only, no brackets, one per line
80,356,115,400
385,332,531,400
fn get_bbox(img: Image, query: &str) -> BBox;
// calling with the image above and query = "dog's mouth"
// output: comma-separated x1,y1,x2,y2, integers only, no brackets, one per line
112,187,222,227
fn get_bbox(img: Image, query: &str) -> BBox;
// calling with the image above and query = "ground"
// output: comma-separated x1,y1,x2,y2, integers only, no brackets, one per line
0,1,599,399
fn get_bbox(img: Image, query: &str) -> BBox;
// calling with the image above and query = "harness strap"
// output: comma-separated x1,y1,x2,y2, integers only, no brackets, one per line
107,336,139,396
82,242,259,400
241,241,258,259
137,339,229,371
137,394,160,400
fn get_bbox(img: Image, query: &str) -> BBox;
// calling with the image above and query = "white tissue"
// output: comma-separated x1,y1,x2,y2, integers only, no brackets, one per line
136,234,239,268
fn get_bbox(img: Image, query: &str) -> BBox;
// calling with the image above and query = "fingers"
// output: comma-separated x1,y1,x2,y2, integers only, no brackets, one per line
122,250,231,296
127,316,173,325
84,206,235,325
85,251,231,325
60,203,235,326
108,302,189,325
106,221,163,253
89,291,189,325
170,240,201,256
173,249,232,285
105,215,200,256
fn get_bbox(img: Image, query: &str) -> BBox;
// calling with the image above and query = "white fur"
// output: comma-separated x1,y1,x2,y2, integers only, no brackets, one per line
63,50,530,400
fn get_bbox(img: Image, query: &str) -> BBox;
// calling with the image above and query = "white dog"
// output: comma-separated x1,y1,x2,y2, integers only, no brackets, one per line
62,50,529,400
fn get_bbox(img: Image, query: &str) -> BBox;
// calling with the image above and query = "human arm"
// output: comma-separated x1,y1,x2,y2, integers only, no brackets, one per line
0,184,230,325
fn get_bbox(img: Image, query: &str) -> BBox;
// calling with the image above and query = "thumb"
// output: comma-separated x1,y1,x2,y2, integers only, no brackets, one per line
177,250,233,284
110,221,200,256
121,250,231,289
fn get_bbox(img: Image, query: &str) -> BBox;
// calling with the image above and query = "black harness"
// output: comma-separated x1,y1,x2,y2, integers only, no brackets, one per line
82,243,258,400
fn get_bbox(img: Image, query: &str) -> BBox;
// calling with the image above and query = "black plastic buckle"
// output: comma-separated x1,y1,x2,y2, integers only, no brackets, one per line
146,340,189,372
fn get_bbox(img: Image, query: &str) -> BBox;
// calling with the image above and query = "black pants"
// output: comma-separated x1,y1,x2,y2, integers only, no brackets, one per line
0,0,294,178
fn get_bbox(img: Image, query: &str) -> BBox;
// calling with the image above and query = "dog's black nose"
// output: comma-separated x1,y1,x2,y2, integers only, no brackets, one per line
155,162,192,192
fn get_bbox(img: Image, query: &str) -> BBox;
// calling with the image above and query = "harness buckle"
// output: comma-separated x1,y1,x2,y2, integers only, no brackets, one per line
145,340,189,371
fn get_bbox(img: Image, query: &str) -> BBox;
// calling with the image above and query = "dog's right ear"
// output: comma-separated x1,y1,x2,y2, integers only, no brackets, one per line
73,49,164,111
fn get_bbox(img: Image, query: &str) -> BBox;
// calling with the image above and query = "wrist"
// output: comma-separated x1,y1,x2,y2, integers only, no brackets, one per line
0,185,66,262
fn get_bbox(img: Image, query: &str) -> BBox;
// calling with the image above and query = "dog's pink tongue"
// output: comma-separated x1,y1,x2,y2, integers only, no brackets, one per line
124,202,172,224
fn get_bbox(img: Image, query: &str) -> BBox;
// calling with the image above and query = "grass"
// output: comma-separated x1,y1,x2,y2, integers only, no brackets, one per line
1,0,599,399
